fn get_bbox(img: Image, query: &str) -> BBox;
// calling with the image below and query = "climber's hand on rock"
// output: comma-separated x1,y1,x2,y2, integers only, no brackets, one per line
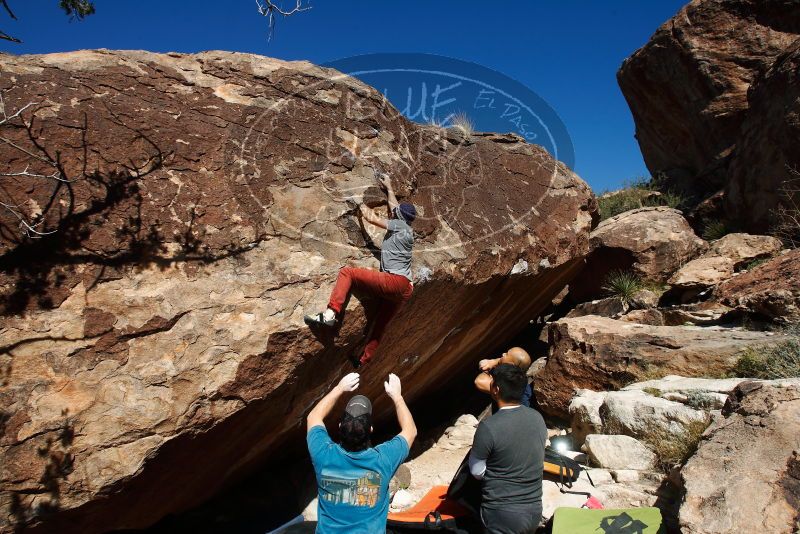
359,203,370,218
384,373,402,401
337,372,360,393
374,168,391,190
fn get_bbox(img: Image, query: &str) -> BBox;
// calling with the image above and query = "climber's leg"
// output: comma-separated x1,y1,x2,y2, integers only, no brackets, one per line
304,266,381,326
359,274,413,366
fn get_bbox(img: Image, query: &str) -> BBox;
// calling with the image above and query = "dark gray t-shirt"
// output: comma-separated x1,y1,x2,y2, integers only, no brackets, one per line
380,218,413,280
471,406,548,512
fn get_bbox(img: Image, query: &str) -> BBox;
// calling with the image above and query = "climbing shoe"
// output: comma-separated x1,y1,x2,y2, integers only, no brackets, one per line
304,311,336,327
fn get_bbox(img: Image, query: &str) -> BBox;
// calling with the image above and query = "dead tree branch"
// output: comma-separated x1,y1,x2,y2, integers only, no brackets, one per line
773,166,800,248
0,0,16,19
0,93,71,240
255,0,311,40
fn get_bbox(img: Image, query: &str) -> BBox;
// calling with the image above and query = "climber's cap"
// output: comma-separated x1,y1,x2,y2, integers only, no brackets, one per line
396,202,417,223
344,395,372,418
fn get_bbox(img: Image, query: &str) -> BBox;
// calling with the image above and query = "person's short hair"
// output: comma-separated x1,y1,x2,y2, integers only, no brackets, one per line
490,363,527,403
340,413,371,452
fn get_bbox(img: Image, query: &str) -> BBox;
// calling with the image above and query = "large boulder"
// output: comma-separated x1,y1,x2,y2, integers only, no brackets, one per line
590,208,706,281
535,315,789,418
568,207,706,302
569,388,711,450
0,50,596,534
702,233,784,266
617,0,800,199
680,382,800,533
726,39,800,232
715,249,800,323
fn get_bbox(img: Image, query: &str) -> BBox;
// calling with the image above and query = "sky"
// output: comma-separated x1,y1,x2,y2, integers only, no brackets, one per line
0,1,687,192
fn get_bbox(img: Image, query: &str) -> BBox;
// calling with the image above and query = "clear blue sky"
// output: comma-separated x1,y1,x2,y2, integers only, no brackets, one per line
0,1,686,192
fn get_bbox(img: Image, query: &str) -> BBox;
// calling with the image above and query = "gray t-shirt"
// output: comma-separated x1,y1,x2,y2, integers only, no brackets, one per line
380,218,413,280
471,406,548,512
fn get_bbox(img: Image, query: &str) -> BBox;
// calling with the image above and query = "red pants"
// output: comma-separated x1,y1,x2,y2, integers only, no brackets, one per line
328,266,413,365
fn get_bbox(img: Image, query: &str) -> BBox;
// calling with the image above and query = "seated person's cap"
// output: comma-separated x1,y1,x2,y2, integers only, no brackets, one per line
345,395,372,418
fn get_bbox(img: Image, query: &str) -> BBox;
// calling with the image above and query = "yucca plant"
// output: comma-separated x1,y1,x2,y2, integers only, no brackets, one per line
702,219,731,241
602,269,643,304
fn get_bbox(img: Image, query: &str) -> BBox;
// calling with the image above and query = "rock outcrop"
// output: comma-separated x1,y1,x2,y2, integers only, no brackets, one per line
726,39,800,231
568,207,706,302
583,434,657,470
715,249,800,323
589,207,706,282
680,382,800,533
617,0,800,202
667,233,782,301
534,315,786,419
0,50,596,533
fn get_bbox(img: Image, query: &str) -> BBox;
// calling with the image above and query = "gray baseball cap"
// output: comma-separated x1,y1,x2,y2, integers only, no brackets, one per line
345,395,372,418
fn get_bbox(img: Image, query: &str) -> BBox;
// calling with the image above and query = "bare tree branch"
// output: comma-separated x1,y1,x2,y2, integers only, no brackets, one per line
0,95,39,126
0,165,74,183
255,0,311,41
0,29,20,43
773,166,800,248
0,0,17,20
0,94,69,239
0,200,56,237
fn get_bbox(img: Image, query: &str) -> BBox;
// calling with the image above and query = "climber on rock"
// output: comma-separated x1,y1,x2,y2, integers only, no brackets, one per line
475,347,535,409
304,169,416,368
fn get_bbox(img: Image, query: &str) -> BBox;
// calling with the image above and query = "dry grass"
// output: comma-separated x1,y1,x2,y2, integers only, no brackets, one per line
732,326,800,379
640,419,710,472
448,112,474,136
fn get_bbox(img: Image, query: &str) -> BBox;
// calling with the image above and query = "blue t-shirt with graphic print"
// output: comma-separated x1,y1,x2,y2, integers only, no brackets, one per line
307,425,409,534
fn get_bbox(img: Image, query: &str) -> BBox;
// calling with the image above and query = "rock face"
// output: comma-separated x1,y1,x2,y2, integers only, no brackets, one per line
680,382,800,533
703,233,783,266
618,0,800,200
726,39,800,231
535,315,786,418
715,249,800,323
0,50,596,533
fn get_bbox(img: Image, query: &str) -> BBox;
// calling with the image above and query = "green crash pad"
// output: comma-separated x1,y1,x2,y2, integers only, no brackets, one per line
551,507,666,534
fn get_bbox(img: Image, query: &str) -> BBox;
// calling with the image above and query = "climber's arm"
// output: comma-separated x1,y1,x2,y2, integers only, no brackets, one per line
375,170,399,211
359,203,388,230
307,373,360,432
385,373,417,448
